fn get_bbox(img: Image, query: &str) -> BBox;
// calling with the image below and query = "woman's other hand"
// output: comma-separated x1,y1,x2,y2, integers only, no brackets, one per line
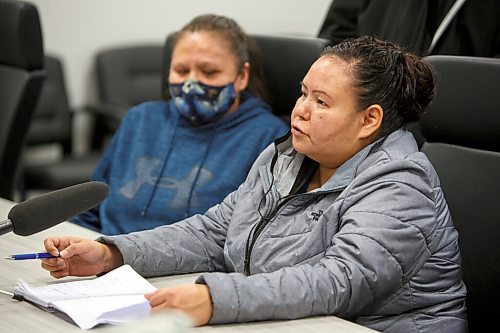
145,284,213,326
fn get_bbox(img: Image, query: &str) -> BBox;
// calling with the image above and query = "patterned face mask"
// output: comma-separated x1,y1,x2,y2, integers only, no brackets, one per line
169,78,237,126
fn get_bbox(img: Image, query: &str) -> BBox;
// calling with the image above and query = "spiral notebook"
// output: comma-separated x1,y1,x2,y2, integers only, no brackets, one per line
15,265,157,330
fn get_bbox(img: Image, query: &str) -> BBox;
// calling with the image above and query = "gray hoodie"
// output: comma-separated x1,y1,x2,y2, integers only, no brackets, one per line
100,129,467,333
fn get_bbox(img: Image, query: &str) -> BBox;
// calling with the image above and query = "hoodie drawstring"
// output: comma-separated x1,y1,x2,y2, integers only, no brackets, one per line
184,128,217,218
141,118,179,217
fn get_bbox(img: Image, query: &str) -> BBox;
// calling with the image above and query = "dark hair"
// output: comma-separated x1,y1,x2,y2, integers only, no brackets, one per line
321,35,436,137
172,14,269,103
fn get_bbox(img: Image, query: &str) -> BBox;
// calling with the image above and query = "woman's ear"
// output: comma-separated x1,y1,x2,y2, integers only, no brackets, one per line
359,104,383,139
234,62,250,93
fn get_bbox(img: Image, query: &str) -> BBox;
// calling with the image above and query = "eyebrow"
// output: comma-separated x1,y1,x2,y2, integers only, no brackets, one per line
300,81,332,99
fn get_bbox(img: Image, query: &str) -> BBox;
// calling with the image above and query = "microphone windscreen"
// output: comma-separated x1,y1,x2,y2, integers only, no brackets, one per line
8,181,109,236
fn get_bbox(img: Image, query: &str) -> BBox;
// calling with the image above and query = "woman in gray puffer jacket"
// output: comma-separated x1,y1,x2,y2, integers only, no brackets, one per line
41,36,467,333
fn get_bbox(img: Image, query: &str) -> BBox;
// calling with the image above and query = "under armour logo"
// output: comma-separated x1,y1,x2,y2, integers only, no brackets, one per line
120,157,161,199
119,157,213,209
156,165,212,208
311,210,323,221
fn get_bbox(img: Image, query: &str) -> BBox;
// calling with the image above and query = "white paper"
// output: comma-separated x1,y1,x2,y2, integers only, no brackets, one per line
15,265,157,329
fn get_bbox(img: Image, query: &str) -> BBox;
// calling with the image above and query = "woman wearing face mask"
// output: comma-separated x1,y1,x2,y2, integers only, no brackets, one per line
70,14,288,235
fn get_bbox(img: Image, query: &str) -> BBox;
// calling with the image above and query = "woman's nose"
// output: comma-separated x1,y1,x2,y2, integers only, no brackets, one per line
187,73,198,82
292,97,311,120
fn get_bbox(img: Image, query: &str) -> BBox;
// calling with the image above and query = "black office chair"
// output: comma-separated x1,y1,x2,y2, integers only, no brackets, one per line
86,45,163,149
161,34,329,121
25,55,72,153
0,0,45,200
420,55,500,332
22,46,164,195
21,55,99,195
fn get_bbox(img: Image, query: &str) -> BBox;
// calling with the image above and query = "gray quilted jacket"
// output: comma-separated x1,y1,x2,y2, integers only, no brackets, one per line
100,129,467,333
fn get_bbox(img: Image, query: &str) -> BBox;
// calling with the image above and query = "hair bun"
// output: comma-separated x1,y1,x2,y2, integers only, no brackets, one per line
400,54,436,122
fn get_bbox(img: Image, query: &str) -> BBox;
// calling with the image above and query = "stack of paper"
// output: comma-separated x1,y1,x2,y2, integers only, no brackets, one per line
15,265,156,329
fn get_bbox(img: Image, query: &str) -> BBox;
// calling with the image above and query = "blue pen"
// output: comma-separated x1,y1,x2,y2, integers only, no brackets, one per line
4,252,58,260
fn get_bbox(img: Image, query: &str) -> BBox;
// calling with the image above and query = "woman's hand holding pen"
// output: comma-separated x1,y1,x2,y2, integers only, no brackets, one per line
41,236,123,279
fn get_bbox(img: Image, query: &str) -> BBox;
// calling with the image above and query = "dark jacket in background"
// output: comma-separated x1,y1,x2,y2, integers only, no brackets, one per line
318,0,500,57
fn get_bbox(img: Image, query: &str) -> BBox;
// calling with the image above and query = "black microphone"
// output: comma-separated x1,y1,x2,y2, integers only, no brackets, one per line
0,181,109,236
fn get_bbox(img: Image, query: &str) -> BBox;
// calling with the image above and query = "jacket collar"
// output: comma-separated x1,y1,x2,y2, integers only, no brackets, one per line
272,130,412,194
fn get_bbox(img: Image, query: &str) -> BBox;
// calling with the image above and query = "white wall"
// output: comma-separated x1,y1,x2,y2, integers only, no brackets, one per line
30,0,332,109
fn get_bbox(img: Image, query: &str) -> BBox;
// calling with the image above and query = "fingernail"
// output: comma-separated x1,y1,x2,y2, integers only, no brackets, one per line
60,250,68,257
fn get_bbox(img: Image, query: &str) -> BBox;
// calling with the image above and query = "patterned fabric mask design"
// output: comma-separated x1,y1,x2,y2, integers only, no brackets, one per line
169,78,237,126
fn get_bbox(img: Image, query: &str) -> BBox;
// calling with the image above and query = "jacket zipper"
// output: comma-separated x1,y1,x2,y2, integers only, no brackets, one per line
243,188,344,276
244,197,289,275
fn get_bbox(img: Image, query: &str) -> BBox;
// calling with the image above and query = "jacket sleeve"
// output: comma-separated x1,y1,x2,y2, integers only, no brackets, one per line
196,159,438,323
97,186,237,276
97,144,277,277
318,0,363,44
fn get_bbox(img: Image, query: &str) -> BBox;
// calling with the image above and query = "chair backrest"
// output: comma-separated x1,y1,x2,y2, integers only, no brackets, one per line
161,34,329,120
88,45,163,149
26,55,71,150
420,55,500,332
96,45,163,109
0,0,44,200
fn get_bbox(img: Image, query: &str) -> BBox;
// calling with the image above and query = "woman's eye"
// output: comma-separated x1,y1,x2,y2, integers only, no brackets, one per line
203,70,218,76
317,99,328,107
175,68,189,75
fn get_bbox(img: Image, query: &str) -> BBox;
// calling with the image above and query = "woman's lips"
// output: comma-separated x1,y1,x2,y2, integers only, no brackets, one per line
291,124,305,136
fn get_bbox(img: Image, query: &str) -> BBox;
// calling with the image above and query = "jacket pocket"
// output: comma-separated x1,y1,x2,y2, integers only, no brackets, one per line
266,211,318,238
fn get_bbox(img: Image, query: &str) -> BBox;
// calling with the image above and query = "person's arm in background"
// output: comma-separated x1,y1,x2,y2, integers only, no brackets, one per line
318,0,363,45
68,127,120,231
435,0,500,57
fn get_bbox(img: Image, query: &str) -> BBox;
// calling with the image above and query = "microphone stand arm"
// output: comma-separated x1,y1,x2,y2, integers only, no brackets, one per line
0,219,13,236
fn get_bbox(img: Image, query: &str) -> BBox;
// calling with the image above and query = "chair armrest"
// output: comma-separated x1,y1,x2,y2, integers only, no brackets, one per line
79,103,129,151
82,103,129,134
83,103,128,124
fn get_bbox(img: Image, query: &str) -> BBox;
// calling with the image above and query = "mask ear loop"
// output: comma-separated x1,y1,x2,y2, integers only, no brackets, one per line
229,63,248,110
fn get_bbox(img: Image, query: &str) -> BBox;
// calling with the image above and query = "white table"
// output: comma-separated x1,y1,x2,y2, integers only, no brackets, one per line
0,197,378,333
